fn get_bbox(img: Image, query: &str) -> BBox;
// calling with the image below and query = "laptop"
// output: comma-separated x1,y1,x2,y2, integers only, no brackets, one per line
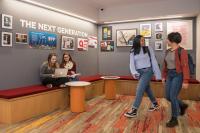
54,68,68,77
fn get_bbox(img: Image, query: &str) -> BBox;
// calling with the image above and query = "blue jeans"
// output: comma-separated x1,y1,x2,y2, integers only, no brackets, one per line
132,67,157,109
68,76,79,82
165,69,184,117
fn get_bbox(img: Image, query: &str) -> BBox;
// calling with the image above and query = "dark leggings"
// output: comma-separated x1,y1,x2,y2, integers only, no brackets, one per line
42,77,68,87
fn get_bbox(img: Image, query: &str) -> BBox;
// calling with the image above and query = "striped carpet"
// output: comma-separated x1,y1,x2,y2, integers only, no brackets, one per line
0,95,200,133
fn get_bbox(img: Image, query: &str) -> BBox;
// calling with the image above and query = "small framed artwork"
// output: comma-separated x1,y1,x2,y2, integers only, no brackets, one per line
2,14,13,29
77,38,88,51
145,38,150,46
102,26,112,40
155,22,163,32
100,41,114,52
155,32,163,40
16,33,28,44
116,29,137,47
155,41,163,50
140,24,151,37
2,32,12,47
61,36,75,50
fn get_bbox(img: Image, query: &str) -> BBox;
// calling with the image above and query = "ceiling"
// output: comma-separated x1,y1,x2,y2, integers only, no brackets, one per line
20,0,200,23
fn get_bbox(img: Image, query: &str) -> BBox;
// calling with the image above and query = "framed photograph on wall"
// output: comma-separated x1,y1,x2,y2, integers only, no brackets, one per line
100,41,114,52
61,36,75,50
155,22,163,32
116,29,137,47
167,20,193,50
2,32,12,47
102,26,112,40
29,31,57,49
2,14,13,29
88,36,97,48
140,24,151,37
145,38,150,46
77,38,88,51
16,33,28,44
155,32,163,40
155,41,163,50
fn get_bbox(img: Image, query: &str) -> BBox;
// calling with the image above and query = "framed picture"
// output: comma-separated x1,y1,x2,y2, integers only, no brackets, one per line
88,36,97,48
61,36,75,50
155,32,163,40
77,38,88,51
16,33,28,44
100,41,114,52
102,26,112,40
2,14,13,29
167,20,193,50
145,38,150,46
29,31,57,49
155,41,163,50
116,29,137,47
155,22,163,32
140,24,151,37
2,32,12,47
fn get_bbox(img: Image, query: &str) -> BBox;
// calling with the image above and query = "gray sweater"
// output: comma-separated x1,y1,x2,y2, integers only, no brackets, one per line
40,61,56,80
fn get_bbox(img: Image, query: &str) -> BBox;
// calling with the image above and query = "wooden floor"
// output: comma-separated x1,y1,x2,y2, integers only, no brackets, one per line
0,95,200,133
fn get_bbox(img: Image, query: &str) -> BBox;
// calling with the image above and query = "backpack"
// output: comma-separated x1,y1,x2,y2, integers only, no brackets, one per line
177,47,195,75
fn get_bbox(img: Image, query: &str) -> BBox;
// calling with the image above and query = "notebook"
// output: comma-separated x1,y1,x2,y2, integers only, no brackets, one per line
54,68,68,77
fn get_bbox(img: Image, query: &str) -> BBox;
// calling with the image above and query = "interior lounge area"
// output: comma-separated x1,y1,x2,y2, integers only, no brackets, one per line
0,0,200,132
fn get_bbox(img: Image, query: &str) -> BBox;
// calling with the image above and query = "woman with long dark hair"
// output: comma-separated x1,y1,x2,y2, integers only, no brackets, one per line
60,52,79,81
124,35,161,118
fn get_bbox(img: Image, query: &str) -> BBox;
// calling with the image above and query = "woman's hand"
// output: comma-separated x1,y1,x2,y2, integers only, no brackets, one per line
182,83,189,89
71,71,75,75
162,78,165,84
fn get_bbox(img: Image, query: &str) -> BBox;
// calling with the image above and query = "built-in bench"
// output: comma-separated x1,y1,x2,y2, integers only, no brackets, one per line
0,75,199,124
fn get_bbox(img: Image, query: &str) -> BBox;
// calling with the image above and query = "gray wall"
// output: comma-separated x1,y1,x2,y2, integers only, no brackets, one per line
98,18,196,76
0,0,98,89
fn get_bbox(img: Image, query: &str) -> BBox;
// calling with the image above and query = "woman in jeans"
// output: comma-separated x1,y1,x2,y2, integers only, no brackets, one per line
162,32,189,127
124,35,161,118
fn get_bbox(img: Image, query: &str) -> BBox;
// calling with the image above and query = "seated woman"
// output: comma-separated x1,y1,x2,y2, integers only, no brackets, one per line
60,52,79,81
40,53,68,88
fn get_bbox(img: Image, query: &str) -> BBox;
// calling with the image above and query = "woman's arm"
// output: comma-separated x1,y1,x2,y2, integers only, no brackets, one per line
130,53,140,78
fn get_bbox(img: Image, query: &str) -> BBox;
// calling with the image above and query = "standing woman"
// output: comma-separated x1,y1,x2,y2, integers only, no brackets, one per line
124,35,161,118
162,32,189,127
60,52,79,81
40,53,68,88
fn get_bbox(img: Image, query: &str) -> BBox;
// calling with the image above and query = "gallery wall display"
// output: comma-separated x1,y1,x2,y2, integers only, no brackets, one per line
155,41,163,50
2,14,13,29
116,29,137,47
155,22,163,32
88,36,97,48
1,32,12,47
100,41,114,52
77,38,88,51
61,36,75,50
29,31,57,49
145,39,150,46
102,26,112,40
140,24,151,37
15,33,28,44
155,32,163,40
167,20,193,50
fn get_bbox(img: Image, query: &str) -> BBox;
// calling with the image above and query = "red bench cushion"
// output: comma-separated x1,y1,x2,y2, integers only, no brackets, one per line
0,85,60,99
79,75,101,82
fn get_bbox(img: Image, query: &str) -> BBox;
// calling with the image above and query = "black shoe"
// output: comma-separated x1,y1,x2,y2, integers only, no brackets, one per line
148,103,159,111
180,104,188,116
166,117,178,127
124,108,137,118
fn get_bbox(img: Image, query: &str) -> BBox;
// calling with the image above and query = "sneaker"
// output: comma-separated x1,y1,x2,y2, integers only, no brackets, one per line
124,108,137,118
166,117,178,127
148,104,159,111
46,84,53,88
180,103,188,116
59,84,66,88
